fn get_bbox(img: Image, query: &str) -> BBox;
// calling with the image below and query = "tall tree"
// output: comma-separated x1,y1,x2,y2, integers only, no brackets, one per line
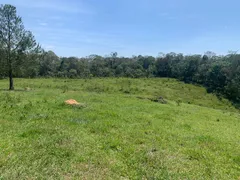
0,4,40,90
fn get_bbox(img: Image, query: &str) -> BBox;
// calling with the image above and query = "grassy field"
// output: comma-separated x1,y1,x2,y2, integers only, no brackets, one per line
0,78,239,179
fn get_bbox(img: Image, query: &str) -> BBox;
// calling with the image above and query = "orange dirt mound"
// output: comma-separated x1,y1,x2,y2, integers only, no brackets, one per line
65,99,80,105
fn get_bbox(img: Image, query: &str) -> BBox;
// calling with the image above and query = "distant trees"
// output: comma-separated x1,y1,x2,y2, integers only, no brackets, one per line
0,4,41,90
39,51,59,77
0,48,239,106
0,48,7,78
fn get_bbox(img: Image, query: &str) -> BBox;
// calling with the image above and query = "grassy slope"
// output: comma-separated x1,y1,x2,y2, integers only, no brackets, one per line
0,78,239,179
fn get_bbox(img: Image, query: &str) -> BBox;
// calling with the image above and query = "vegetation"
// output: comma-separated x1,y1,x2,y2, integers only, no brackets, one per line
0,4,41,90
0,4,239,106
3,50,240,107
0,78,239,179
0,4,239,179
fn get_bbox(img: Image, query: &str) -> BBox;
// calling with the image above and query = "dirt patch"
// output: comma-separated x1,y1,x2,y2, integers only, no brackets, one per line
65,99,80,105
64,99,86,108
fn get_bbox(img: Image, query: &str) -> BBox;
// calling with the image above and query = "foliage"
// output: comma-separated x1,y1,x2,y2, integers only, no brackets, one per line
0,4,41,89
0,4,239,105
4,51,238,106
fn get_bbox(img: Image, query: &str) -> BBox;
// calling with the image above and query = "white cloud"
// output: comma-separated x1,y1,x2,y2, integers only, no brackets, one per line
42,44,55,50
2,0,94,14
39,22,48,26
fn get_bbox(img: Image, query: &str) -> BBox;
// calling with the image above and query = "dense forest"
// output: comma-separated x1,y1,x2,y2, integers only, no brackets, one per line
0,50,240,107
0,4,239,107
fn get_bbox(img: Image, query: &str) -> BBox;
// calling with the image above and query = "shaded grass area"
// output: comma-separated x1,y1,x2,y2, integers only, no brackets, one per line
0,78,239,179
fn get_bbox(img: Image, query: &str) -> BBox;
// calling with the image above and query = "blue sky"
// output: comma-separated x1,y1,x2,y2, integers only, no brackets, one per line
2,0,240,57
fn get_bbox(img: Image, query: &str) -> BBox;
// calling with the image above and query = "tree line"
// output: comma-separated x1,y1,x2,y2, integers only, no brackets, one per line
1,49,240,107
0,4,239,107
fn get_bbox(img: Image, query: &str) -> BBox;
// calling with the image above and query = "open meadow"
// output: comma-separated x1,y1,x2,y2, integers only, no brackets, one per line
0,78,239,179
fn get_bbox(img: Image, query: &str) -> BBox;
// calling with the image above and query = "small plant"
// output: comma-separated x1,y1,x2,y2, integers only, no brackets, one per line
62,85,69,93
151,96,167,104
123,90,130,94
176,99,182,106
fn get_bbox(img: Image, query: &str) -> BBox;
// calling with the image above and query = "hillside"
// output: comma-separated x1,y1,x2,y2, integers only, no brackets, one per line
0,78,239,179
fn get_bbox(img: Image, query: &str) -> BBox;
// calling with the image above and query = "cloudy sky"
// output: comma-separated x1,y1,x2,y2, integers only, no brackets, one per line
1,0,240,57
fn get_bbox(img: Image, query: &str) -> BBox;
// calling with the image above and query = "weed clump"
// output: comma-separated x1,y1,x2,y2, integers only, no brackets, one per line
151,96,167,104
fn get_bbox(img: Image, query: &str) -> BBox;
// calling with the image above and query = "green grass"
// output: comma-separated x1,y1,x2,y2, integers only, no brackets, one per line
0,78,239,179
